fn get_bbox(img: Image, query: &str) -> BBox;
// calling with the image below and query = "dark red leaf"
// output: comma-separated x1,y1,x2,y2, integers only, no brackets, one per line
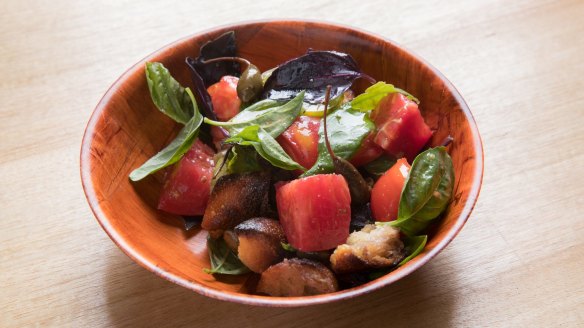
192,31,240,86
262,50,372,104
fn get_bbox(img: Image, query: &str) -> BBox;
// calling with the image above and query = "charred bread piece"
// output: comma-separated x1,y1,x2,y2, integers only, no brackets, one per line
257,258,338,296
202,171,270,235
330,224,404,274
235,217,286,273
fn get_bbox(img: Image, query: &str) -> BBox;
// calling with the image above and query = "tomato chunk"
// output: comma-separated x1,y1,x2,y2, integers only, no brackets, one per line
277,116,321,170
370,158,410,221
276,174,351,251
371,93,432,161
349,132,384,167
207,75,241,121
158,140,215,216
210,126,227,151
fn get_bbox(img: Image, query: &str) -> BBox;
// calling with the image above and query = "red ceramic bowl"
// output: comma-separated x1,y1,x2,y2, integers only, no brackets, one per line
81,20,483,307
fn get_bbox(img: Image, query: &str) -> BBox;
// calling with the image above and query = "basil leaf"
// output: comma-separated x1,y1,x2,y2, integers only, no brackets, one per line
390,147,455,235
210,150,230,191
301,92,346,118
186,57,218,120
281,242,297,252
399,235,427,266
227,145,262,174
145,62,194,124
204,236,250,275
253,128,305,170
350,202,374,232
205,91,304,138
261,67,276,85
191,31,240,86
262,50,369,104
226,125,305,171
129,89,203,181
302,105,374,177
362,155,397,180
368,268,392,281
351,81,419,112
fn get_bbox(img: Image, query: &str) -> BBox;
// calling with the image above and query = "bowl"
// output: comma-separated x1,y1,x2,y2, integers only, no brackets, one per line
81,20,483,307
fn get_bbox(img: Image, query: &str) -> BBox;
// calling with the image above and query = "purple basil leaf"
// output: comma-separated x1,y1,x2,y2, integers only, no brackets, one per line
186,57,217,120
262,50,370,104
192,31,240,86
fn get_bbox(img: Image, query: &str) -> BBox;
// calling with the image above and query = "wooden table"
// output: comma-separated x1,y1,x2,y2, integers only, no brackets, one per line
2,0,583,326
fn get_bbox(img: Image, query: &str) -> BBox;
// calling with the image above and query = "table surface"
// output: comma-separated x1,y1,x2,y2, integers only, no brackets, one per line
2,0,583,326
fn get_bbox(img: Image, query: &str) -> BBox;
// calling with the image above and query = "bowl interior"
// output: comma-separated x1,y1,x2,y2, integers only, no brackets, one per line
81,20,482,306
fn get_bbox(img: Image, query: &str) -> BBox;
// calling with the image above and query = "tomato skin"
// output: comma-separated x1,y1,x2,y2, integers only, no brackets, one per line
349,132,384,167
371,93,432,161
210,126,227,151
276,174,351,251
370,158,411,221
207,76,241,121
157,140,215,216
277,116,321,170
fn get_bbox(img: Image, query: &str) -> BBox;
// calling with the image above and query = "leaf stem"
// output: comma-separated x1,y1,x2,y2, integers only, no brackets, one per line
439,135,454,147
323,85,335,158
360,73,377,85
201,57,251,71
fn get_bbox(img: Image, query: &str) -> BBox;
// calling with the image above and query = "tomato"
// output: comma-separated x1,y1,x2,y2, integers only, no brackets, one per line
349,132,384,167
207,75,241,121
370,93,432,161
370,158,410,221
157,140,215,216
210,126,227,151
276,116,321,170
276,174,351,251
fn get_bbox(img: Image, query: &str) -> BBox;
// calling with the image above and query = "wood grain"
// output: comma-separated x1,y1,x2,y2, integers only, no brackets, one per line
1,0,583,326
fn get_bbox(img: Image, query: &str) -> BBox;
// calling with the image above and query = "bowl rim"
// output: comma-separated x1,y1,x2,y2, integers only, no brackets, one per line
80,18,484,307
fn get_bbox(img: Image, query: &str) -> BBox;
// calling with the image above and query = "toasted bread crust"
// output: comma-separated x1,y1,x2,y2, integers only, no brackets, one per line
257,258,338,296
202,172,270,231
235,218,285,273
331,224,404,274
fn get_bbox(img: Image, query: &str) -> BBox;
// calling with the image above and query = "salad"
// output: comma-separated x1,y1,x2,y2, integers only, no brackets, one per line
129,31,455,297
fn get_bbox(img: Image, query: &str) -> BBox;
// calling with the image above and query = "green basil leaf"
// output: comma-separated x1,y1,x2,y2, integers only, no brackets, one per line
368,268,392,281
210,150,229,191
281,242,297,252
254,128,305,170
145,62,194,124
129,88,202,181
399,235,427,266
301,105,374,177
261,67,276,85
226,125,305,171
227,145,262,174
362,155,397,180
301,92,345,117
204,91,304,138
390,147,455,235
351,81,419,112
203,236,250,275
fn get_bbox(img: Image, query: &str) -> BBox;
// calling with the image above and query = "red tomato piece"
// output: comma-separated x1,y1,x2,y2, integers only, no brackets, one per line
158,140,215,216
370,158,411,221
277,116,321,170
210,126,227,151
370,93,432,161
276,174,351,252
207,76,241,121
349,132,384,167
